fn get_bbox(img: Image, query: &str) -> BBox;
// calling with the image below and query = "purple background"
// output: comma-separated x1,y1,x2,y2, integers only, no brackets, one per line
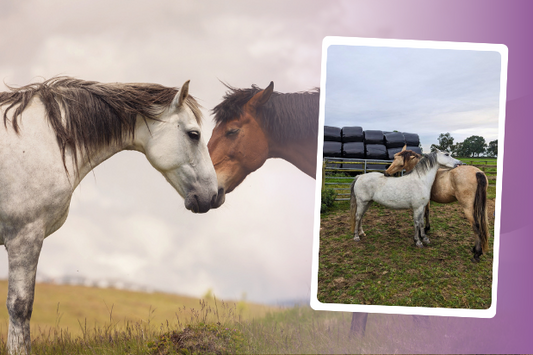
366,0,532,353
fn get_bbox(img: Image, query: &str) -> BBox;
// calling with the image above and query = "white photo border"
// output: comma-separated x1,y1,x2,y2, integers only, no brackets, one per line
310,36,508,318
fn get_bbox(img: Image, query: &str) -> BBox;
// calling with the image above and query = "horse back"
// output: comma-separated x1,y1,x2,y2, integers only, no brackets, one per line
355,172,428,209
431,165,484,203
0,100,73,237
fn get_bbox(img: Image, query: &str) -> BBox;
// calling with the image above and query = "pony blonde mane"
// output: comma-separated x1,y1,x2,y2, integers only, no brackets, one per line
0,77,201,171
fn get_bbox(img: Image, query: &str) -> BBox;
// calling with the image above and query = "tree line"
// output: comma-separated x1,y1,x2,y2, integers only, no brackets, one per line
430,133,498,158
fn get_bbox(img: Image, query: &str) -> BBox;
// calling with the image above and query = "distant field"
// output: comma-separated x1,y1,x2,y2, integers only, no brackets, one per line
0,281,278,340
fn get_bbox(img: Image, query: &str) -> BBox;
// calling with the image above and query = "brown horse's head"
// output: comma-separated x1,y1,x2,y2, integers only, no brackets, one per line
208,82,274,207
384,145,421,176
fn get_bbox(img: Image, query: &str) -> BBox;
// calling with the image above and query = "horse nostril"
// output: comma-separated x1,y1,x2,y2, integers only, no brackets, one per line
211,193,217,205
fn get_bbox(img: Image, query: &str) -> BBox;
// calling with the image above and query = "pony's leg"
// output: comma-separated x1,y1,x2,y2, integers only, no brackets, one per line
5,224,44,355
457,173,489,262
424,203,431,233
461,205,484,262
413,206,426,247
354,201,371,241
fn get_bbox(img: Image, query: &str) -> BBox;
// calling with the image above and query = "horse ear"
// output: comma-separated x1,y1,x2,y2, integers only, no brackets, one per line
248,81,274,109
401,145,407,151
174,80,190,108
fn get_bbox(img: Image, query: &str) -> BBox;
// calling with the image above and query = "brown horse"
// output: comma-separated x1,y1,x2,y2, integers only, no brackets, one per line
384,146,490,262
208,82,319,207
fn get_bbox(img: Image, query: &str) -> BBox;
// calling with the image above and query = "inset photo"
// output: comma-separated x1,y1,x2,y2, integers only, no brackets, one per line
311,37,507,318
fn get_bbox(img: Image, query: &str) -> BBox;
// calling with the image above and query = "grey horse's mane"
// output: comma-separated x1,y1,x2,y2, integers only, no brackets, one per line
0,77,201,171
410,150,438,176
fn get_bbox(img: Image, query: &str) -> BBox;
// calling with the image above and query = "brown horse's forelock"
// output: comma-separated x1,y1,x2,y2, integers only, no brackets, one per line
397,149,421,163
0,77,201,172
212,83,319,142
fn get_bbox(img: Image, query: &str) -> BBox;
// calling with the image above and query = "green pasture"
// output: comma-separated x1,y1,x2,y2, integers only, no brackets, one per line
317,198,496,309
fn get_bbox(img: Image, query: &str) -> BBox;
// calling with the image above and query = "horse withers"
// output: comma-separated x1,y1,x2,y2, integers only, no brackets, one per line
0,77,218,354
350,150,463,248
384,146,490,262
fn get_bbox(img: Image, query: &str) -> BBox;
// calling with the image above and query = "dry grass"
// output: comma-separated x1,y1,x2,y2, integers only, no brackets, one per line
0,282,276,341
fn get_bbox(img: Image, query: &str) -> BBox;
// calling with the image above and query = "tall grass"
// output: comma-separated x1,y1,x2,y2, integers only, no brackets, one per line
0,298,485,354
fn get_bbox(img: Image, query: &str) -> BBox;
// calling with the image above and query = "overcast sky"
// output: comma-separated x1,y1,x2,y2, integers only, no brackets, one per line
0,0,348,305
324,43,503,152
0,1,505,306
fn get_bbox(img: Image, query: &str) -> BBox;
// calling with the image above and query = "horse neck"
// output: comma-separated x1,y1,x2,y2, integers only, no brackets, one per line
262,94,318,178
267,137,317,178
69,119,140,187
414,160,440,187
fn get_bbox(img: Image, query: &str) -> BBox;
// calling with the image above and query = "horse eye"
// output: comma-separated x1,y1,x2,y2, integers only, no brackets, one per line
188,131,200,141
226,128,240,137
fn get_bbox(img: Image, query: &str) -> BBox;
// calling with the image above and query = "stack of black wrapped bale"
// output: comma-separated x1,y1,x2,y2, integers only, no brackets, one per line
323,126,343,168
323,126,421,166
385,131,407,159
341,126,364,170
403,133,422,155
341,126,364,158
364,130,388,159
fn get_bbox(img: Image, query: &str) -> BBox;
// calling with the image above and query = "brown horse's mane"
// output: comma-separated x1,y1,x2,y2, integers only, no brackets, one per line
212,83,319,142
0,76,201,171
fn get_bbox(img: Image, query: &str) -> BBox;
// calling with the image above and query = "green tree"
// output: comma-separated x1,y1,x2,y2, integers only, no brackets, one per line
487,139,498,157
430,132,454,152
461,135,487,157
451,142,467,157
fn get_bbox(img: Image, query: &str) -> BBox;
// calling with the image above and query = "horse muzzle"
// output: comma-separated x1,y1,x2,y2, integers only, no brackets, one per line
211,187,226,209
185,190,219,213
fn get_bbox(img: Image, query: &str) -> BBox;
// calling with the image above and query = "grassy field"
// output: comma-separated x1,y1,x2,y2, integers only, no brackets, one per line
0,282,455,354
0,285,474,354
0,282,275,343
318,198,496,308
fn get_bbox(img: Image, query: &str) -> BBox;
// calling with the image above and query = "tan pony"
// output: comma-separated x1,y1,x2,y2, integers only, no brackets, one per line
384,146,490,262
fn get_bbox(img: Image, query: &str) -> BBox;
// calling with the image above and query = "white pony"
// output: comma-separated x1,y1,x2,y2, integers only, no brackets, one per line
0,77,218,354
349,150,463,247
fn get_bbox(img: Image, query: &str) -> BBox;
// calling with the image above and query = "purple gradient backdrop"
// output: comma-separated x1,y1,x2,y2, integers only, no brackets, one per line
361,0,532,353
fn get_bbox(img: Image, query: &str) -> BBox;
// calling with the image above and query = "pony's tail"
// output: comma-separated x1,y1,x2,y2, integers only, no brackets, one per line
473,172,490,252
349,177,359,233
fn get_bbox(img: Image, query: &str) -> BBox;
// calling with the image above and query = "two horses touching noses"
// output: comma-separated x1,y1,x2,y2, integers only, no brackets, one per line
0,78,220,354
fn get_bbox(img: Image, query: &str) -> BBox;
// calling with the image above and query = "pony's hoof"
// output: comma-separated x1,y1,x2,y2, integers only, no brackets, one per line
354,236,360,242
415,241,423,248
423,237,430,245
471,257,480,263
